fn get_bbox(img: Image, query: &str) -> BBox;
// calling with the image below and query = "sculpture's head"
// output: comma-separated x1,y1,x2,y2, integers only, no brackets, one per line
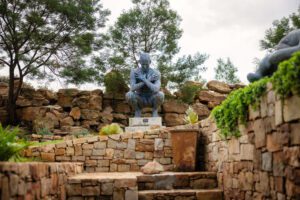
139,53,151,72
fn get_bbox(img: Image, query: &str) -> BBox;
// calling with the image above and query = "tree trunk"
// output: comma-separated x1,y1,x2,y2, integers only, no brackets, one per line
6,67,17,125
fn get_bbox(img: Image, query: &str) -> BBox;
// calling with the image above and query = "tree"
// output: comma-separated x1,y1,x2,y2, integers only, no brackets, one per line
159,52,208,88
260,8,300,51
104,0,183,78
0,0,110,124
214,58,240,84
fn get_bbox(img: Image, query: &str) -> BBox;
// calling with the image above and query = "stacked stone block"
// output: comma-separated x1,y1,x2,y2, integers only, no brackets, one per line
24,129,174,172
201,84,300,200
0,162,83,200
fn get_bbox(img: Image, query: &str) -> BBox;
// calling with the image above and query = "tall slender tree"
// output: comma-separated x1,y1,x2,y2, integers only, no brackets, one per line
0,0,110,124
214,58,240,84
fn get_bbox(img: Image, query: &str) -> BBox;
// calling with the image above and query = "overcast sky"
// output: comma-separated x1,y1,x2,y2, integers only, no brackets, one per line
101,0,299,84
1,0,299,89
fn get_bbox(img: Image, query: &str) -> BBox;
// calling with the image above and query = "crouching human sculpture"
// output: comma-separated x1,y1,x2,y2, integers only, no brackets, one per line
126,53,164,117
247,29,300,82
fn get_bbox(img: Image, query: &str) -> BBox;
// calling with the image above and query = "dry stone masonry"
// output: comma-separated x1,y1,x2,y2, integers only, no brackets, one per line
201,84,300,200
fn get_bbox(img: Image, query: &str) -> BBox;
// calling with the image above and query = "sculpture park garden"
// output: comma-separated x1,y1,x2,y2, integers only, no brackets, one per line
0,0,299,199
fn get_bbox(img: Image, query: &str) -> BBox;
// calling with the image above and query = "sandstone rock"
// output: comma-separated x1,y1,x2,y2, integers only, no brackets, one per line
162,100,188,114
0,82,8,96
91,89,103,96
81,109,101,120
192,103,210,118
70,126,89,135
89,95,102,110
141,160,164,174
57,88,79,108
207,80,232,94
0,108,7,124
283,95,300,122
70,107,81,120
37,89,57,102
60,116,74,127
113,113,127,120
100,107,114,123
164,113,185,126
72,96,89,109
16,96,32,107
114,102,131,113
198,90,226,104
17,106,47,121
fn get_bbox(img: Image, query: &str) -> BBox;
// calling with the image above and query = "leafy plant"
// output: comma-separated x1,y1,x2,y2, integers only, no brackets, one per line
211,78,269,139
184,107,198,124
178,82,202,104
271,52,300,98
0,124,31,161
99,123,123,135
104,70,129,94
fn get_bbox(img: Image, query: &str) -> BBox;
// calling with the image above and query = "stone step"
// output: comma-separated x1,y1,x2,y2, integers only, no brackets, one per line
138,189,223,200
125,125,165,132
137,171,218,190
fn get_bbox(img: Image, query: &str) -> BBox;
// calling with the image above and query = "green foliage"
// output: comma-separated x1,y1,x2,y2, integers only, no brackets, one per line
184,107,198,124
260,8,300,51
99,123,123,136
178,82,202,104
0,0,110,124
103,0,182,76
211,78,269,139
0,124,31,161
271,52,300,98
160,52,208,88
214,58,240,84
104,70,129,94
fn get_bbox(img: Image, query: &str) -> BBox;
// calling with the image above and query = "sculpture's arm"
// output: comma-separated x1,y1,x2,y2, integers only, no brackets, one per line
141,74,161,93
130,69,145,92
269,44,300,64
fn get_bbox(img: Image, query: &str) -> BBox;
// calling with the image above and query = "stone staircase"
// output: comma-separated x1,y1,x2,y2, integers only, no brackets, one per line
66,171,223,200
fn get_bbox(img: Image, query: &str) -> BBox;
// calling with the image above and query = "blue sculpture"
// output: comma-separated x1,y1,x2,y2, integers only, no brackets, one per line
247,29,300,82
126,53,164,117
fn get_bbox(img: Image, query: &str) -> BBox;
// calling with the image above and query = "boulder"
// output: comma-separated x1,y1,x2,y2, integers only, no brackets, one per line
57,88,79,108
70,107,81,120
207,80,232,94
100,107,114,123
91,89,103,96
72,96,89,109
192,103,210,118
33,112,59,131
0,82,8,96
37,89,57,102
141,160,164,174
60,116,74,127
69,126,89,135
162,100,188,114
89,95,102,110
81,109,101,120
114,102,131,113
198,90,226,104
17,107,47,121
164,113,185,126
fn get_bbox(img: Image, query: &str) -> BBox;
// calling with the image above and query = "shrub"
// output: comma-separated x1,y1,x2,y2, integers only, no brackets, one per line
104,70,129,95
178,82,202,104
184,106,198,124
99,123,123,135
211,78,269,139
0,124,31,161
271,51,300,98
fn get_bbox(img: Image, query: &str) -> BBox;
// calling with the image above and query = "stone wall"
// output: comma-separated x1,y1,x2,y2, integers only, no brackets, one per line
0,80,242,136
201,86,300,199
24,128,174,172
0,162,83,200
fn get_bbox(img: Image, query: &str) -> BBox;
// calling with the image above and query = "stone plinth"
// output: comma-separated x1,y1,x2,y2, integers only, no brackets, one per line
126,117,162,132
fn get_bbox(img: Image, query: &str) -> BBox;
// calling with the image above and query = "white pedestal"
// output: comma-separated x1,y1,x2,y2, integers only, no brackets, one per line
125,117,163,132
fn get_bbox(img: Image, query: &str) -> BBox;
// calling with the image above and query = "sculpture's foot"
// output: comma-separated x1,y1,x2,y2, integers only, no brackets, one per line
247,72,263,83
152,109,159,117
134,109,142,118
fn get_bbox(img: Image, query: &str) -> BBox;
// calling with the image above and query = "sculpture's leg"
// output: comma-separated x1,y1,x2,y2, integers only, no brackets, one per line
151,91,164,117
126,91,142,117
247,55,272,82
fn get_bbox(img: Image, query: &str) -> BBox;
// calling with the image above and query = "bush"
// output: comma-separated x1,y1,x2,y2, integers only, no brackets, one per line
178,82,202,104
104,70,129,95
99,123,123,135
0,124,31,161
271,51,300,98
